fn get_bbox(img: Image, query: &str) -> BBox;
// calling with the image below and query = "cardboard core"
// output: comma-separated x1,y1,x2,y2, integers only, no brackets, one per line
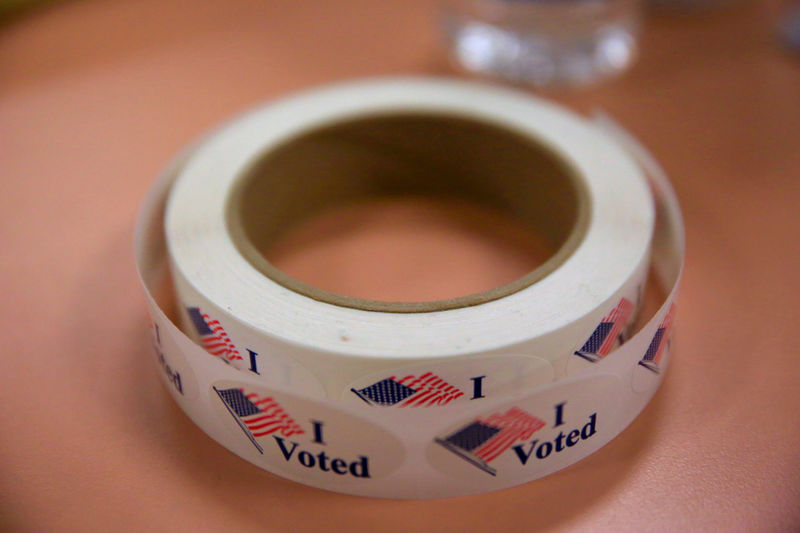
227,113,588,313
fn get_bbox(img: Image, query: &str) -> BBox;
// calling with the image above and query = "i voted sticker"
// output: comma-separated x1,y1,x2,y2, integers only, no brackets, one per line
210,380,405,483
426,375,624,485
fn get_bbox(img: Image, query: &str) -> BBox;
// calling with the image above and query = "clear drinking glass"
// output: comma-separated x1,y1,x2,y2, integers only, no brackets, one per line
441,0,643,88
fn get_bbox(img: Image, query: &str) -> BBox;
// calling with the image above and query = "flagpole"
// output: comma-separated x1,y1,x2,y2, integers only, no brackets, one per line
350,388,375,406
573,350,601,363
213,386,264,454
434,438,497,476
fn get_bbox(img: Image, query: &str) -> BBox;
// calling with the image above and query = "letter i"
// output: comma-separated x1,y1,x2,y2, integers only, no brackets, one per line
470,376,486,399
554,402,566,427
153,323,161,346
247,349,260,375
312,420,325,444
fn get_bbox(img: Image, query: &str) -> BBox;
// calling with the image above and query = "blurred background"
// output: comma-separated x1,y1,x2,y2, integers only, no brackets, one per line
1,1,799,531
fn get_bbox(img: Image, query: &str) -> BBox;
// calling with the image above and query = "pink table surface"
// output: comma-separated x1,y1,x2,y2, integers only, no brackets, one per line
1,0,799,531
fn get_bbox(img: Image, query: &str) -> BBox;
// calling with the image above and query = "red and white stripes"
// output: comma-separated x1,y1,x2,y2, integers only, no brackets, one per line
395,372,464,406
474,408,546,463
241,390,305,438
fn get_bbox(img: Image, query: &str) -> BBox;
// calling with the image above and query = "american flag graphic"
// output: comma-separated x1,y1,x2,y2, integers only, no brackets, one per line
574,297,635,363
186,307,243,363
213,386,304,453
435,407,546,475
351,372,464,407
638,303,676,374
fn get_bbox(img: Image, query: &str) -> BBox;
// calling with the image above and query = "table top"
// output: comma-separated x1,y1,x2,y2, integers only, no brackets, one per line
2,1,799,531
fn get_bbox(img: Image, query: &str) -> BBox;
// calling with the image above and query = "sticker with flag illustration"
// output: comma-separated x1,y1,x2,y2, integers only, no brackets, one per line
351,372,464,407
209,380,406,482
573,297,635,363
638,303,676,374
342,356,555,408
186,306,243,364
434,407,546,475
213,386,305,454
184,306,326,394
425,375,623,489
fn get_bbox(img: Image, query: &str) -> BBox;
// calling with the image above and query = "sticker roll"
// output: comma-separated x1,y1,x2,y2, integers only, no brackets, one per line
135,78,684,499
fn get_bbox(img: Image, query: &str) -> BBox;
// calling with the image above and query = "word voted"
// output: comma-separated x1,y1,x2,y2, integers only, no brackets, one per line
437,401,600,476
273,421,371,478
513,413,597,464
274,437,371,477
154,344,183,395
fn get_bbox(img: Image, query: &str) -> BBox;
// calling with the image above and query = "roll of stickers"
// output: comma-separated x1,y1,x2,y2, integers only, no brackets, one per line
135,79,684,499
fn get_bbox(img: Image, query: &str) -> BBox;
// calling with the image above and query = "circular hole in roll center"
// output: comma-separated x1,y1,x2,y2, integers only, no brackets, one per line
266,196,554,302
227,112,588,313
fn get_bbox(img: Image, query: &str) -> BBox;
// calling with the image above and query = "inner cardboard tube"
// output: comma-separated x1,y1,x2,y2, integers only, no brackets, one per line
227,112,590,313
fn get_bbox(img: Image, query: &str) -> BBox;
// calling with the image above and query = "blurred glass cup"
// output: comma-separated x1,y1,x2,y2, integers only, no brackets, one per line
441,0,643,88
